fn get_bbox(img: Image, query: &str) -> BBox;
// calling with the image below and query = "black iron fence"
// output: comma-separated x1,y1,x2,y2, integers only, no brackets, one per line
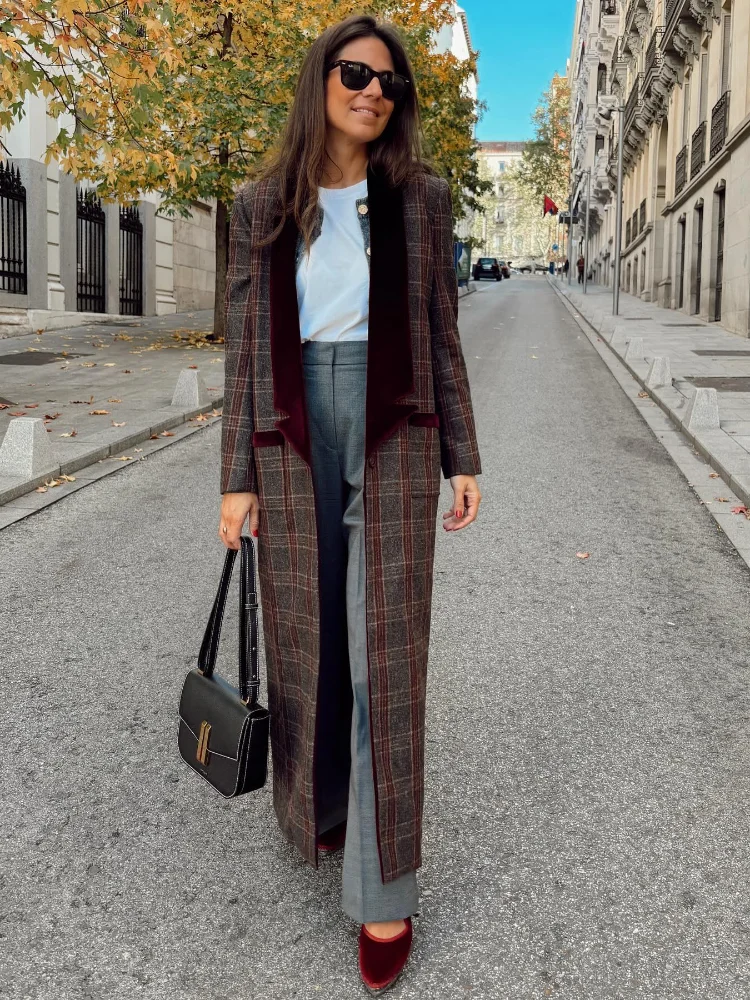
0,162,27,295
76,188,106,312
645,27,665,79
624,74,643,132
119,205,143,315
710,91,730,159
691,121,706,179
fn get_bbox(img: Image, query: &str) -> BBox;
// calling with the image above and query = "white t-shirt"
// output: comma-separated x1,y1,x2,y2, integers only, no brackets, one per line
296,179,369,342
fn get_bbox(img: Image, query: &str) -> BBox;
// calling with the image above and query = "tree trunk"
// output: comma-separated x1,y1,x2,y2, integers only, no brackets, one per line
212,197,229,339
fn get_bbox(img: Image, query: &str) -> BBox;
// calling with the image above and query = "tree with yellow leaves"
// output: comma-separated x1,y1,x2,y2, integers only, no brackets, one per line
1,1,486,335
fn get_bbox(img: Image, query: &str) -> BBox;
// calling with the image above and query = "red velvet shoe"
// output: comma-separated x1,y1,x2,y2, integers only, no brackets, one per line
316,821,347,853
358,918,413,995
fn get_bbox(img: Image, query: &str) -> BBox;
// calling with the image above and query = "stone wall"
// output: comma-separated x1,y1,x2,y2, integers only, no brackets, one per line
173,202,216,312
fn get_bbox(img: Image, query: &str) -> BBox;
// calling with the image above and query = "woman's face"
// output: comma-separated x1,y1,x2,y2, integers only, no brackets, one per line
325,36,396,146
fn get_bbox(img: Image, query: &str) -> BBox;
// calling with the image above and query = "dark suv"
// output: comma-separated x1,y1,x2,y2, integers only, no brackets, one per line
472,257,502,281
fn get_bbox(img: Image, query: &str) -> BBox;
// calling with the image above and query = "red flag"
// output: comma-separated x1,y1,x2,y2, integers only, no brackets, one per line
543,196,558,217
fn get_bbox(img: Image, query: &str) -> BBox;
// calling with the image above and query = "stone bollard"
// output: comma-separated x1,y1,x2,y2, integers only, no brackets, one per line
683,386,720,431
645,356,671,389
0,417,57,478
624,337,645,362
171,369,210,409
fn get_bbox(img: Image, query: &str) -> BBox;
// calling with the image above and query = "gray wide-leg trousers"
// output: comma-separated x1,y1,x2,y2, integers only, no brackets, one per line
302,340,419,924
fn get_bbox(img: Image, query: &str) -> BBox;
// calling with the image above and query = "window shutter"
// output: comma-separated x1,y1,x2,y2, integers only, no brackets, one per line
721,15,732,95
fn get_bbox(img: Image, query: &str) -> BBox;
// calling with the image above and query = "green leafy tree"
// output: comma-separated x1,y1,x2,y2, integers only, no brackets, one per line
512,72,570,207
1,0,487,335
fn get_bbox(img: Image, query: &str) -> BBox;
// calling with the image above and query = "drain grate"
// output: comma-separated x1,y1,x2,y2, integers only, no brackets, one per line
687,376,750,391
0,350,85,366
692,349,750,356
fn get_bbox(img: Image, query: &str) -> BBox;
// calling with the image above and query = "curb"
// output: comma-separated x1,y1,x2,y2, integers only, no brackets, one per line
0,395,223,507
546,276,750,511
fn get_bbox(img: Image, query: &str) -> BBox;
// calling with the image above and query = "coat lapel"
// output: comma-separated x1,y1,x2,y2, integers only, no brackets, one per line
268,167,415,466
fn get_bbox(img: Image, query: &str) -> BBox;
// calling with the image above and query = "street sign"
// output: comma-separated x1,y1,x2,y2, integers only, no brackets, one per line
552,243,559,251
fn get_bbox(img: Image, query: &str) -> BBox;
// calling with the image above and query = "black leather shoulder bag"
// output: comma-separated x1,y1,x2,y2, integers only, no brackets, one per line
178,535,269,797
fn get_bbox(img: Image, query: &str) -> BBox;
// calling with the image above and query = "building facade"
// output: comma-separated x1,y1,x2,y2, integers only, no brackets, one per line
0,91,214,336
570,0,749,336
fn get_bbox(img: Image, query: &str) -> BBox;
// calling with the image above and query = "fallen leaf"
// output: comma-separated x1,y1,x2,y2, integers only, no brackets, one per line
59,474,76,482
35,486,48,493
637,391,649,398
44,478,62,488
107,397,122,403
715,497,730,503
59,430,78,437
9,411,25,416
122,369,133,374
89,409,110,415
149,434,159,440
112,421,126,427
110,455,133,461
103,362,116,367
576,552,590,559
0,403,8,410
160,430,175,437
531,355,538,359
188,364,198,369
80,362,97,368
25,347,39,352
113,333,133,341
194,413,209,422
134,448,143,453
44,412,62,421
731,505,748,515
709,473,720,479
25,403,39,409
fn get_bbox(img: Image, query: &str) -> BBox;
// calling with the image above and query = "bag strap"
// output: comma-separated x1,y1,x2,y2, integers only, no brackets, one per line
197,535,260,706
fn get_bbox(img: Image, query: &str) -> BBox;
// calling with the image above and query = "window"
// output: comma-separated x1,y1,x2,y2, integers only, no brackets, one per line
694,203,704,314
595,135,605,155
699,51,709,123
715,187,725,321
678,218,686,309
682,74,691,146
497,161,506,173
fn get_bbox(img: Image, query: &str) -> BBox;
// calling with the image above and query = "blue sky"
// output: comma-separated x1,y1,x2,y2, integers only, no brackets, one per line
460,0,577,141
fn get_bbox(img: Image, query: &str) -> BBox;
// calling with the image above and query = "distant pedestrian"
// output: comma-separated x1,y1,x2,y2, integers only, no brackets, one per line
563,258,570,276
577,255,585,284
219,14,481,996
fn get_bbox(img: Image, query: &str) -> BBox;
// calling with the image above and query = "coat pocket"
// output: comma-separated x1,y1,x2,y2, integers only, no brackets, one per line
253,430,285,507
407,414,441,496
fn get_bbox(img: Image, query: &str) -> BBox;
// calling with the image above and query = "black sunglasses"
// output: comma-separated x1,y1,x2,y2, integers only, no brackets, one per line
327,59,410,102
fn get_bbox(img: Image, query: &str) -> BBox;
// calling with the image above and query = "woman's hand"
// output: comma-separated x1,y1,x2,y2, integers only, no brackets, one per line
219,492,259,550
442,475,481,532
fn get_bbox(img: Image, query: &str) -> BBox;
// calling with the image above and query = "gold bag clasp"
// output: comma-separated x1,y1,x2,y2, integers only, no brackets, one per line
196,721,211,766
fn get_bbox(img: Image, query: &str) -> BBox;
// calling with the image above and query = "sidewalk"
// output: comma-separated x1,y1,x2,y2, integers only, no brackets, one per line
0,310,224,516
549,277,750,509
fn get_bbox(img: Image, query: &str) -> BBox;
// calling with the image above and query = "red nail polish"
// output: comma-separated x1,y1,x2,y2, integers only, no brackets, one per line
252,529,258,537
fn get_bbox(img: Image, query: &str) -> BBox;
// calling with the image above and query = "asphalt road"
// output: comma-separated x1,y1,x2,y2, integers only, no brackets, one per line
2,276,750,999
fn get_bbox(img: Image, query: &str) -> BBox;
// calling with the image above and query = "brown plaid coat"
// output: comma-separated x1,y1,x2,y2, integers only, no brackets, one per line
221,167,480,883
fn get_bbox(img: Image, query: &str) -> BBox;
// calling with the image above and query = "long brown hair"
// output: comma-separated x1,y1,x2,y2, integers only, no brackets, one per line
256,14,432,249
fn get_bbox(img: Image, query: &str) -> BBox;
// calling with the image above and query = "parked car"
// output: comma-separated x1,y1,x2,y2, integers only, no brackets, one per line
498,260,511,278
515,259,535,274
533,261,549,273
472,257,502,281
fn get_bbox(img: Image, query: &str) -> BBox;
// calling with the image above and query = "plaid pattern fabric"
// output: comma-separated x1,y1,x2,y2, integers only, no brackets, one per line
221,172,480,882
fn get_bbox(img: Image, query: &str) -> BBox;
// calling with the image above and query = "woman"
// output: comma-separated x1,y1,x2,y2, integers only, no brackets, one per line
219,14,481,994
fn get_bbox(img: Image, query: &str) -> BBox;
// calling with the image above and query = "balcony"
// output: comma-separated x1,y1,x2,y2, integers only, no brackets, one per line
645,27,665,82
710,91,730,159
690,120,706,179
662,0,714,58
611,36,627,90
624,74,643,133
675,145,687,195
639,199,646,232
